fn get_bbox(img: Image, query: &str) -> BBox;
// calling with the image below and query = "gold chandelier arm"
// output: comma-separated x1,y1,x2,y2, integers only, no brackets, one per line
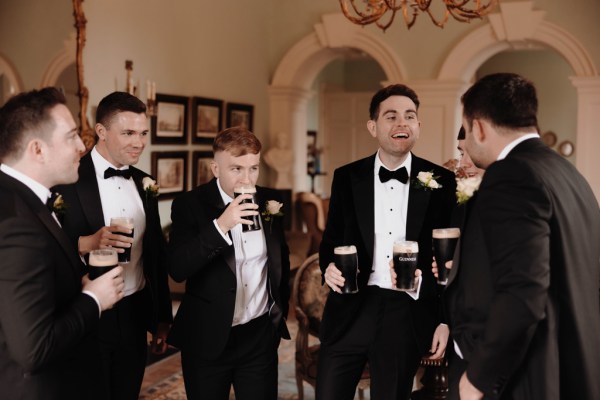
339,0,388,26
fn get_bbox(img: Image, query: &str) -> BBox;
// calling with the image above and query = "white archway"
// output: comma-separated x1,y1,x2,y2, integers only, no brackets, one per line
40,31,76,87
437,1,600,199
0,53,23,99
269,13,406,192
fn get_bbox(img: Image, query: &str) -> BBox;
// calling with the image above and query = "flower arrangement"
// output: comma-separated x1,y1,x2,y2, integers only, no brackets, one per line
413,171,442,190
143,177,159,200
261,200,284,232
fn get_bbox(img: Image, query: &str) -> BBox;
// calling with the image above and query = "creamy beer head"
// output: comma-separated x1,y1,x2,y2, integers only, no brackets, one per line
89,249,118,267
110,217,134,229
233,185,256,195
393,241,418,254
334,245,357,255
432,228,460,239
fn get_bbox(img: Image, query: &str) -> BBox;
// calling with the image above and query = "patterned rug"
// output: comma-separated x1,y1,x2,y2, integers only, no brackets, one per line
138,320,369,400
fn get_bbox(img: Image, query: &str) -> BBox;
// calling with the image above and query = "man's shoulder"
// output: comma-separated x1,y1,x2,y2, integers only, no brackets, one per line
335,154,376,175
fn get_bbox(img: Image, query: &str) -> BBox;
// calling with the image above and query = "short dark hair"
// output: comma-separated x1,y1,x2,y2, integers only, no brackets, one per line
213,127,261,157
369,84,420,120
461,73,538,132
95,91,146,127
0,87,66,162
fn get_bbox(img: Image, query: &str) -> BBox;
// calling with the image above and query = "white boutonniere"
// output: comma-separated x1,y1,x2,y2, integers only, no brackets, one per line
413,171,442,190
456,175,482,205
261,200,284,232
52,193,67,215
142,177,159,200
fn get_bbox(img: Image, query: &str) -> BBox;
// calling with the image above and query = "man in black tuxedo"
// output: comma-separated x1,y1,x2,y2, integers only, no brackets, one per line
316,84,456,400
0,87,124,399
167,127,290,400
55,92,172,400
445,73,600,399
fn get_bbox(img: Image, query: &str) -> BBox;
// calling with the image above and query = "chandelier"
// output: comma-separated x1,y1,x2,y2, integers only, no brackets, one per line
339,0,499,31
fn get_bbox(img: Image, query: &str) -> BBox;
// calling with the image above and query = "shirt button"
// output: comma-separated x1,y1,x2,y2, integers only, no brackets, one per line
391,186,394,190
387,255,390,258
390,208,393,211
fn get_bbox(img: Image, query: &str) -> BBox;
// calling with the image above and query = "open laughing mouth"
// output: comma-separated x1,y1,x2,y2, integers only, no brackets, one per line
392,132,409,139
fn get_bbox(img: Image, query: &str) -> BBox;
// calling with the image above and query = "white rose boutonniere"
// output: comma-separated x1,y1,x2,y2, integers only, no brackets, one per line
262,200,284,232
414,171,442,190
142,177,159,200
52,193,67,216
456,175,482,205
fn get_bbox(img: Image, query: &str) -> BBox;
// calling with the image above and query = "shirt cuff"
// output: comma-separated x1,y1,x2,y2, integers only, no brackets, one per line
82,290,102,317
213,219,232,246
404,275,422,300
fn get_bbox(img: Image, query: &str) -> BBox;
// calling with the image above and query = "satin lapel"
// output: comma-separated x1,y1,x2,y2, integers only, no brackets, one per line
131,168,152,226
256,188,281,287
406,156,430,241
352,156,375,262
206,180,236,275
1,172,83,278
77,154,106,229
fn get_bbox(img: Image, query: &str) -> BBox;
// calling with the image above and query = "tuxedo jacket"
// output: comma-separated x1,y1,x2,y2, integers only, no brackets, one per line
0,171,100,399
55,152,173,332
445,138,600,399
167,179,291,360
319,153,456,354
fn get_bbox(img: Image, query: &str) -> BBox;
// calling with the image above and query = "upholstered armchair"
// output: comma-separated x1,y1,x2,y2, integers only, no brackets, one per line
296,192,328,255
292,253,370,400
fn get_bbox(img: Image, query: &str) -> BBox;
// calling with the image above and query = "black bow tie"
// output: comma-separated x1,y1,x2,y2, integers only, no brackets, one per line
104,167,132,180
378,166,409,184
46,192,58,213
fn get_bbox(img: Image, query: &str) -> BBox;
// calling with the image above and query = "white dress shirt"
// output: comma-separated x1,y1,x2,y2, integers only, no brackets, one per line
368,151,421,299
91,148,146,297
213,179,270,326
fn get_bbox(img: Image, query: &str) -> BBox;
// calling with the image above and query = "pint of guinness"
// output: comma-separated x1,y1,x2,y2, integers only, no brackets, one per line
334,245,359,294
89,249,118,280
233,185,261,232
432,228,460,285
393,241,419,291
110,217,134,264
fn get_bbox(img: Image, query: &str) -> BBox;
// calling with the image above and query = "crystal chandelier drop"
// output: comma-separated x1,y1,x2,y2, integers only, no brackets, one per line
339,0,499,31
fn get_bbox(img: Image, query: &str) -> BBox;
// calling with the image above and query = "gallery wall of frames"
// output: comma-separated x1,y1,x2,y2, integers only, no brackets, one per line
150,93,254,200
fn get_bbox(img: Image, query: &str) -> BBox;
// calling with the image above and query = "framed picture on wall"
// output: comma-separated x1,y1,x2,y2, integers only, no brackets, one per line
192,96,223,145
151,94,189,144
151,151,188,199
225,102,254,131
192,151,214,188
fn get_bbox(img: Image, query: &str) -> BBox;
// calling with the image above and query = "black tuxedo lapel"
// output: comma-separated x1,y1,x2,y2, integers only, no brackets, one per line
352,155,376,262
256,188,282,288
0,172,83,278
76,154,105,229
406,156,431,241
206,179,236,275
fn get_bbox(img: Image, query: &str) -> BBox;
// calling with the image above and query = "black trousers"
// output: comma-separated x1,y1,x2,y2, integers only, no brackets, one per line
447,350,468,400
89,287,149,400
181,313,280,400
316,287,422,400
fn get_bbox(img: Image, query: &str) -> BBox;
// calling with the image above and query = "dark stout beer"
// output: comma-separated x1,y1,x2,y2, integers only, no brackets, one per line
110,217,134,264
89,249,118,280
233,185,261,232
432,228,460,285
393,241,419,291
334,245,359,294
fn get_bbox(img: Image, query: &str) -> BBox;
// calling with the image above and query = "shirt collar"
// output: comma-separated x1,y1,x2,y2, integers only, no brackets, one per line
216,178,233,205
374,150,412,177
91,146,131,178
497,133,540,161
0,163,52,205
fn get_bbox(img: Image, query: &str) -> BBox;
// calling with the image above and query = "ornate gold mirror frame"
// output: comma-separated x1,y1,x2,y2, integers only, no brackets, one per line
73,0,95,150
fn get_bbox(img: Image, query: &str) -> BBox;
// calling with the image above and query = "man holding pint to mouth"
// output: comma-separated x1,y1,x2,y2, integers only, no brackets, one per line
317,84,457,400
55,92,172,400
167,127,290,400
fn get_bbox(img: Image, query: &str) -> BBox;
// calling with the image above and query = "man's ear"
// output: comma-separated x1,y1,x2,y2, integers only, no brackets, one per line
210,160,219,178
367,120,377,139
471,119,487,145
95,123,106,141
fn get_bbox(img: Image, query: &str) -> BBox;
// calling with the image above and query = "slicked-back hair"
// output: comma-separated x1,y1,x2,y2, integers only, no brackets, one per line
95,91,146,128
0,87,66,162
369,84,420,121
213,127,261,157
461,73,538,133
